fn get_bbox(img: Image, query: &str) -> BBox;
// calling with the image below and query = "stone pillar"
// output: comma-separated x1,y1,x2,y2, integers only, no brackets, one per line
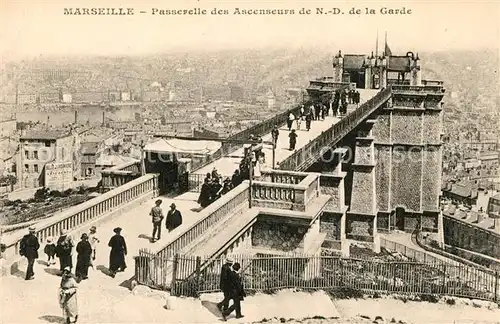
341,240,350,257
436,211,445,248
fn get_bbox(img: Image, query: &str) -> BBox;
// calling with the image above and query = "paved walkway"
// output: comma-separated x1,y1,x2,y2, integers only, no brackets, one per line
195,89,377,177
0,192,205,323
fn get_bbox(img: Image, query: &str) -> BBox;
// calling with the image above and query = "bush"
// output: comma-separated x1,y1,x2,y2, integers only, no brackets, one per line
419,293,440,303
326,287,364,299
34,187,49,201
429,240,441,249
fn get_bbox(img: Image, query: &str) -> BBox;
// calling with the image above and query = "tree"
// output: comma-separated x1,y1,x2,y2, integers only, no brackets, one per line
0,175,17,191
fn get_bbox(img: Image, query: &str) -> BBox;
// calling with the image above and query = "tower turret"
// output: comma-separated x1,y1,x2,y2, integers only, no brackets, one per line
333,50,343,82
411,52,422,86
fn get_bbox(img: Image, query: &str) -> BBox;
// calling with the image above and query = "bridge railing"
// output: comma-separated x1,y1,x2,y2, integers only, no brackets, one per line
1,173,159,262
191,105,302,172
155,182,250,262
251,173,320,212
260,169,308,184
279,87,392,171
100,160,141,189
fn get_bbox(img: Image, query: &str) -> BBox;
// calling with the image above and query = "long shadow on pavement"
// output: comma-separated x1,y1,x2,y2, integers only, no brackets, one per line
44,267,61,276
201,300,225,321
39,315,65,323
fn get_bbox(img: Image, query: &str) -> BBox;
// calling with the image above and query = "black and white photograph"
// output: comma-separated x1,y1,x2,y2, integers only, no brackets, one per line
0,0,499,323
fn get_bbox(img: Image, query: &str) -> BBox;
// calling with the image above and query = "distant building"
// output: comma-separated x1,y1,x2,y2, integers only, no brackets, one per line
61,93,73,103
441,181,478,206
230,85,244,102
267,89,275,110
487,193,500,218
17,129,81,189
0,117,16,138
80,142,102,177
121,91,131,101
479,152,499,169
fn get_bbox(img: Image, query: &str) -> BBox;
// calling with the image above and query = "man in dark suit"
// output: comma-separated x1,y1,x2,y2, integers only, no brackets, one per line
216,257,233,313
222,262,245,321
19,226,40,280
165,203,182,232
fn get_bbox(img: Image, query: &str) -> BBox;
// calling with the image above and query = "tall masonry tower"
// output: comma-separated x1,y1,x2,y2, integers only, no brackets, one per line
328,47,445,240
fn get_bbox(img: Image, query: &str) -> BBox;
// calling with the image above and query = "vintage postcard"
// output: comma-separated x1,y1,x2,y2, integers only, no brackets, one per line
0,0,499,323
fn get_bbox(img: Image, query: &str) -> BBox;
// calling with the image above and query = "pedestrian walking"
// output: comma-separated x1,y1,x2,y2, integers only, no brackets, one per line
216,257,234,314
166,203,183,232
108,227,127,278
289,129,298,150
271,124,279,146
296,114,302,130
305,113,312,131
75,233,92,281
197,178,212,208
222,262,245,321
58,267,79,324
44,237,57,266
150,199,164,242
88,226,99,265
286,112,295,131
19,226,40,280
56,229,74,274
231,169,242,188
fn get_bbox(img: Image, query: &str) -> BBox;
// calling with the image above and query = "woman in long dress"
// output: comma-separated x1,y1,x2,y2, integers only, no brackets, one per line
75,233,92,280
58,267,79,324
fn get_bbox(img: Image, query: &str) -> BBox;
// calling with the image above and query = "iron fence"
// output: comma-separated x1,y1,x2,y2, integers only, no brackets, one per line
135,252,499,303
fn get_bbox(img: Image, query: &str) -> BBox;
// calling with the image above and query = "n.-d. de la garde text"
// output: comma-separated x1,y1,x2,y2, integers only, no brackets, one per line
63,8,134,15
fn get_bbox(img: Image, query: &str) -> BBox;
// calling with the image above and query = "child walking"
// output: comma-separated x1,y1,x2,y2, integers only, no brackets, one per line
44,237,57,266
88,226,100,267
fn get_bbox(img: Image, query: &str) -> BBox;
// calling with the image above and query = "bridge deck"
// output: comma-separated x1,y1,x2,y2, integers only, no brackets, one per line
194,89,378,177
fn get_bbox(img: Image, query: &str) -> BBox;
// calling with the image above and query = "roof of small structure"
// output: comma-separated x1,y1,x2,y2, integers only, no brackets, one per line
80,142,100,155
144,138,221,155
20,130,71,141
388,56,411,72
95,154,137,166
343,55,365,70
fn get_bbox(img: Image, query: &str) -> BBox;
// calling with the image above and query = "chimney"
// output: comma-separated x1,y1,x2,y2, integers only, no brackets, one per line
102,111,105,125
74,110,78,125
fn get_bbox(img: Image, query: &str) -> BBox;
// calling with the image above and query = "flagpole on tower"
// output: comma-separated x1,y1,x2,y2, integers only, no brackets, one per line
384,31,388,55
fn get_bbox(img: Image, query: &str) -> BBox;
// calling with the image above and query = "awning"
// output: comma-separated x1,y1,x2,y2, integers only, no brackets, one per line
144,138,221,155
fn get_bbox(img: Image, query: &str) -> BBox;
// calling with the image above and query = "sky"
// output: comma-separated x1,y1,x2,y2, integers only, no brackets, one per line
1,0,499,60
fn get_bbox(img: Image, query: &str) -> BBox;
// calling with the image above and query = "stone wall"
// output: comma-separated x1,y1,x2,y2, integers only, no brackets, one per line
391,146,422,212
320,213,341,241
443,216,500,259
251,220,306,252
375,146,391,211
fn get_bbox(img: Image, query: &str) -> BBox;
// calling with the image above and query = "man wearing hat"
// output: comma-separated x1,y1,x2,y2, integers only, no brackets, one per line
108,227,127,278
150,199,164,242
19,227,40,280
216,256,234,313
165,203,182,232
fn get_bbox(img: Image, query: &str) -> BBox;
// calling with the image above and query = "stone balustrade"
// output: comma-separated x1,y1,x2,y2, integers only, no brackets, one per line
155,182,250,261
1,174,159,265
279,87,392,171
101,160,141,189
260,169,308,184
251,173,320,212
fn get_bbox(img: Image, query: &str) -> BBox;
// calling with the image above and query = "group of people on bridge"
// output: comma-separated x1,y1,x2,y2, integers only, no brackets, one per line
19,225,129,323
197,168,243,208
